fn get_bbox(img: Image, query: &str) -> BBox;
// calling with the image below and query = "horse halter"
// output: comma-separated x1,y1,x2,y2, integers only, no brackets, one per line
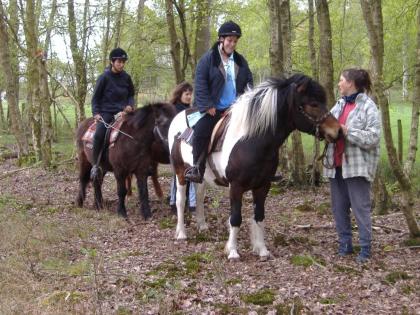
298,106,332,139
153,123,169,147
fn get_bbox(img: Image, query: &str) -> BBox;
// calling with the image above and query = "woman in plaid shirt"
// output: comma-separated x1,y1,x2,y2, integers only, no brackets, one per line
323,68,381,263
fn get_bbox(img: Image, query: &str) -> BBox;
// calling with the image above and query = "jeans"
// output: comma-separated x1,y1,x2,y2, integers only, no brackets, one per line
329,167,372,248
170,176,196,207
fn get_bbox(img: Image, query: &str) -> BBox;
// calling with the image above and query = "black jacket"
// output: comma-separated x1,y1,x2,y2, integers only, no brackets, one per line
174,102,190,113
91,68,135,116
194,43,253,113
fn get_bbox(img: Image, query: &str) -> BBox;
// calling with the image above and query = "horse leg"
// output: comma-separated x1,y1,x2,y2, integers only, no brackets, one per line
175,176,188,240
135,172,152,219
93,172,104,210
126,174,133,196
225,184,244,260
77,156,91,207
150,162,163,199
116,175,128,217
250,182,271,259
195,182,208,232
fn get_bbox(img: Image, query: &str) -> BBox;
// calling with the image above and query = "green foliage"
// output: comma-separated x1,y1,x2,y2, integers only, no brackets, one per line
290,254,325,267
402,237,420,247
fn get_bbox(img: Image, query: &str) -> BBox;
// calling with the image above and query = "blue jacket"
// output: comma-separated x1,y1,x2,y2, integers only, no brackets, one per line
91,68,135,116
194,43,253,113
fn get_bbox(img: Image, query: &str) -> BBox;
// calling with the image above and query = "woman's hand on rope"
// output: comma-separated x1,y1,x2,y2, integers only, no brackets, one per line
94,114,102,122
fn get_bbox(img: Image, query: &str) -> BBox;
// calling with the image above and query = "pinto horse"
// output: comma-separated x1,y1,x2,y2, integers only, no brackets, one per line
168,74,342,260
76,102,176,219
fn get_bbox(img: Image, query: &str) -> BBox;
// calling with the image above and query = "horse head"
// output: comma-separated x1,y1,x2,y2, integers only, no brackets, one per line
287,74,342,143
150,102,177,151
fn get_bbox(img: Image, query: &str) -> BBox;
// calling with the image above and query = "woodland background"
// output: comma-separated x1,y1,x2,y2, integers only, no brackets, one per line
0,0,419,313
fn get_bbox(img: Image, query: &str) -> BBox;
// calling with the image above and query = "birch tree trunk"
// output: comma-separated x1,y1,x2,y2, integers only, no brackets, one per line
315,0,335,108
403,7,420,176
113,0,125,48
267,0,283,76
165,0,183,83
0,0,26,155
360,0,419,237
102,0,112,69
194,0,211,69
0,89,4,130
68,0,88,124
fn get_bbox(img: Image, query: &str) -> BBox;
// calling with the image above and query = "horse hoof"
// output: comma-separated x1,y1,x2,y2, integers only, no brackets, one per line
228,251,240,261
259,252,271,261
176,229,187,240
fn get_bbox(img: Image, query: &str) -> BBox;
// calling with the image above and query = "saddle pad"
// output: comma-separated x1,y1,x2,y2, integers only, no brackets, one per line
82,113,125,145
186,110,205,128
209,112,231,153
178,127,194,145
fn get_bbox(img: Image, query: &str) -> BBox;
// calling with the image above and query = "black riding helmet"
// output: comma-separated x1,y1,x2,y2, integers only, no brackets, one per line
218,21,242,38
109,47,128,61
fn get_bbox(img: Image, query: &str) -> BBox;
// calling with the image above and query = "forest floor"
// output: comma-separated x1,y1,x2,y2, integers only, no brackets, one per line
0,158,419,315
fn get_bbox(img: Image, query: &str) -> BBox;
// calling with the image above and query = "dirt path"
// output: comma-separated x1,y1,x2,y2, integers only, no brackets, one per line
0,160,418,314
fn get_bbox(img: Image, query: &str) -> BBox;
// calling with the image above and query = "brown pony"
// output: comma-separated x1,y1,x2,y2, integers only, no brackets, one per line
76,102,176,219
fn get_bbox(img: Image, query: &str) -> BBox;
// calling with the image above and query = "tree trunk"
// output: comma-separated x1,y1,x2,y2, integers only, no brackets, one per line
403,7,420,176
267,0,283,76
173,0,193,78
308,0,318,80
315,0,335,108
102,0,112,70
372,168,390,215
194,0,211,69
68,0,88,123
131,0,145,103
0,89,5,130
24,0,43,160
165,0,183,83
113,0,125,48
402,32,409,102
360,0,419,237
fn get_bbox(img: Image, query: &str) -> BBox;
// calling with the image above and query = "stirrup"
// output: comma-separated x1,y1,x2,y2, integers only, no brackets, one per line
184,166,203,183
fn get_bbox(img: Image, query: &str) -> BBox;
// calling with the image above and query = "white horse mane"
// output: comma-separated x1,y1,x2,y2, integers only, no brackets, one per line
228,80,279,139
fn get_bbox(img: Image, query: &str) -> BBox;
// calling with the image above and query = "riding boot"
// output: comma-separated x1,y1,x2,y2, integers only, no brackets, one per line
90,134,104,180
184,152,206,183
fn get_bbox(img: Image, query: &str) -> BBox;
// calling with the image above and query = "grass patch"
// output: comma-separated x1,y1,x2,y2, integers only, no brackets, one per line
158,217,176,229
143,278,167,289
384,271,412,284
402,237,420,247
290,255,325,268
273,234,289,247
241,288,276,306
316,202,331,215
294,202,315,212
275,297,304,314
41,290,87,306
182,252,213,276
225,278,242,286
333,264,362,276
213,303,248,314
191,232,212,243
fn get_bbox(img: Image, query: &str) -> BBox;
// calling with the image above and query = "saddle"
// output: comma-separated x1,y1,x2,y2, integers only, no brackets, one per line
178,109,231,187
82,113,125,149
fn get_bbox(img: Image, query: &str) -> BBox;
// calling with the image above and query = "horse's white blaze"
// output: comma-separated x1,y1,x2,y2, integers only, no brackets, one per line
225,222,240,260
250,219,270,257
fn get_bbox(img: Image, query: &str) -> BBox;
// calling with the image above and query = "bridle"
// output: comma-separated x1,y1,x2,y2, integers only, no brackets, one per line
153,123,169,148
297,106,332,139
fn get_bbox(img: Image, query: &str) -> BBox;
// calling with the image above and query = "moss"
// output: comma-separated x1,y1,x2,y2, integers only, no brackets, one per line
41,290,87,306
241,288,276,306
269,185,285,196
275,297,304,314
143,278,167,289
213,303,248,314
148,261,183,278
294,202,315,212
273,234,289,247
225,278,242,286
116,307,133,315
333,264,362,276
191,232,212,243
158,217,176,229
316,202,331,215
385,271,412,284
401,285,414,295
402,237,420,247
290,254,326,268
290,236,319,246
182,252,213,275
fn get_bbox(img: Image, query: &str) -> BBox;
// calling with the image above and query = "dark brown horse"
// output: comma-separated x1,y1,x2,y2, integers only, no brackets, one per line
76,102,176,218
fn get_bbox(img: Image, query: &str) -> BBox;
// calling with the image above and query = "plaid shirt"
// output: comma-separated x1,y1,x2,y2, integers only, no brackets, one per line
323,93,381,182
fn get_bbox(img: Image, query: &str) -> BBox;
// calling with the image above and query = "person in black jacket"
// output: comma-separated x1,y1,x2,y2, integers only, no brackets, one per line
90,47,135,179
185,21,253,183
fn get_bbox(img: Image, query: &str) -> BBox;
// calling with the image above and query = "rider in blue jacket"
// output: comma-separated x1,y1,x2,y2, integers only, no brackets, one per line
185,21,253,183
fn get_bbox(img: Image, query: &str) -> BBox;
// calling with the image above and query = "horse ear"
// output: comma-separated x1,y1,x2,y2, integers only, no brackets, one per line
296,78,310,93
